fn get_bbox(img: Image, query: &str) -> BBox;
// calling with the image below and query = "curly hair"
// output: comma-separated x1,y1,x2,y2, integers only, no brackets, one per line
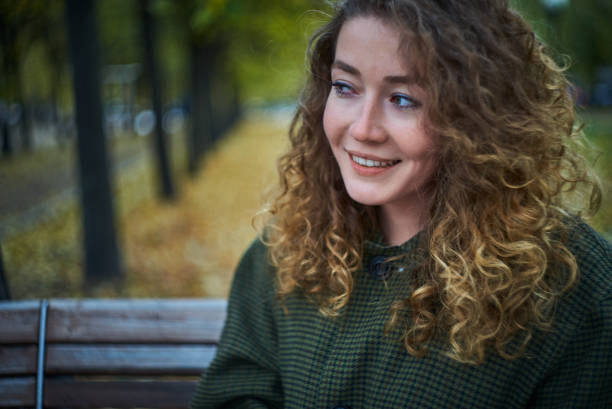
259,0,601,363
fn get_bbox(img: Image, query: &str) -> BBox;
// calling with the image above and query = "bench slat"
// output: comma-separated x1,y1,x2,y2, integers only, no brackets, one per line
0,300,40,343
46,299,227,343
0,345,37,375
46,344,217,375
0,377,35,407
44,379,197,409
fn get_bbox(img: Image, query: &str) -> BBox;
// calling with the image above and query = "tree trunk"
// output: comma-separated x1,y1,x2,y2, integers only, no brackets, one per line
1,114,11,157
50,84,61,145
0,24,14,157
0,243,9,300
187,41,215,175
229,80,241,130
65,0,122,286
140,0,175,200
16,90,32,152
46,31,63,146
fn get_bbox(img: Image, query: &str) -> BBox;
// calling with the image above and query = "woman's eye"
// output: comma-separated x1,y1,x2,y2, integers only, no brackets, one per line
331,81,355,96
390,94,420,109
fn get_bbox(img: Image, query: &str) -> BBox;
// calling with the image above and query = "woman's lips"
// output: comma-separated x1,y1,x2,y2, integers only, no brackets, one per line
347,152,400,176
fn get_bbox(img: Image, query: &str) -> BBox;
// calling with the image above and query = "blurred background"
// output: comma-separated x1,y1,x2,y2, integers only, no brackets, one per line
0,0,610,300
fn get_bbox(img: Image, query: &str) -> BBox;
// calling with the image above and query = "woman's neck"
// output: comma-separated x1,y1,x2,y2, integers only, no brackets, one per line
378,198,429,246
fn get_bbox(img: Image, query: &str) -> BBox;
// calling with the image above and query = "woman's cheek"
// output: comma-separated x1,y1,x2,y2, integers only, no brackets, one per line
322,99,334,143
323,98,343,145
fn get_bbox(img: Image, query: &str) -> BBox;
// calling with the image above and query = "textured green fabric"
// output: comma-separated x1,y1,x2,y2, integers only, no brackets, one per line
191,219,612,408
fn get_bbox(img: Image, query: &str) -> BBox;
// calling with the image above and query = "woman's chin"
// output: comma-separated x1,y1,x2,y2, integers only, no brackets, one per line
344,187,386,207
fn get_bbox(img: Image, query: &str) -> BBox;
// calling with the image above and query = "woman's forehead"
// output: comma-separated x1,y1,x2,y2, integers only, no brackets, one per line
336,18,414,69
334,16,426,84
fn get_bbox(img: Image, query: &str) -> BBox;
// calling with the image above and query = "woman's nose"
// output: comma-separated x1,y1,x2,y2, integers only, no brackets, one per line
349,98,386,143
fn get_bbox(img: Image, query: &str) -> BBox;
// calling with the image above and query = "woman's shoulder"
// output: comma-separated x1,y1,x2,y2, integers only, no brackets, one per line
565,217,612,304
524,220,612,408
229,237,277,300
547,217,612,346
237,236,271,267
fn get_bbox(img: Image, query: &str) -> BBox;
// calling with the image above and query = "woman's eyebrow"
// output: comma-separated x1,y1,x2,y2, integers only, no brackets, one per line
332,59,360,76
332,59,416,85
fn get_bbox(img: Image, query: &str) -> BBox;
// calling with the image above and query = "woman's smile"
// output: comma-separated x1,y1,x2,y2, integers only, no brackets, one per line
347,151,401,176
347,150,401,167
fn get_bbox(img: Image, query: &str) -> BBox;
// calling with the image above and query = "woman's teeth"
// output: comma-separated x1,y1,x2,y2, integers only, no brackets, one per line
351,154,399,168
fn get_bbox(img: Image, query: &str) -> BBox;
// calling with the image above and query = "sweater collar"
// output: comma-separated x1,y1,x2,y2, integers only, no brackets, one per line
363,229,425,259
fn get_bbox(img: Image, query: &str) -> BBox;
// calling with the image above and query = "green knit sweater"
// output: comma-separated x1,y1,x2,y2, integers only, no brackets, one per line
191,220,612,408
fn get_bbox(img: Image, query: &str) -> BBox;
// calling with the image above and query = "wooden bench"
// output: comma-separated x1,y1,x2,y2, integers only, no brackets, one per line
0,298,227,408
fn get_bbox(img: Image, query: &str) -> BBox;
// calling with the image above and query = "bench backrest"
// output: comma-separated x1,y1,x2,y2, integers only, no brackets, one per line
0,298,227,408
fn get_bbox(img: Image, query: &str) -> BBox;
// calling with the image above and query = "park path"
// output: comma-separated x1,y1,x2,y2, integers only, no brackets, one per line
0,134,148,240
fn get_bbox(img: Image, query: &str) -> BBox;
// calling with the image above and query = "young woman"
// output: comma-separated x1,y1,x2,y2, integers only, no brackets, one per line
191,0,611,407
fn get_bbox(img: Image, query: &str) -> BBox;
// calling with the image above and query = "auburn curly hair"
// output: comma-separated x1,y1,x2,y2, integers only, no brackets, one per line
259,0,601,363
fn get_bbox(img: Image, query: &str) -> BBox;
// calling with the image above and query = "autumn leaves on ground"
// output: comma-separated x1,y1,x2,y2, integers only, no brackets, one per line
3,115,288,299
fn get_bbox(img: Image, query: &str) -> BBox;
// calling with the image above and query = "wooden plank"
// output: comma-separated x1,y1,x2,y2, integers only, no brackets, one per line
44,379,197,409
0,345,37,375
0,376,35,407
46,344,216,375
46,299,227,343
0,300,39,343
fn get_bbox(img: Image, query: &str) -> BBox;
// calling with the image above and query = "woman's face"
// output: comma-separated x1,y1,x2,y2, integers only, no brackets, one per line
323,16,436,214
